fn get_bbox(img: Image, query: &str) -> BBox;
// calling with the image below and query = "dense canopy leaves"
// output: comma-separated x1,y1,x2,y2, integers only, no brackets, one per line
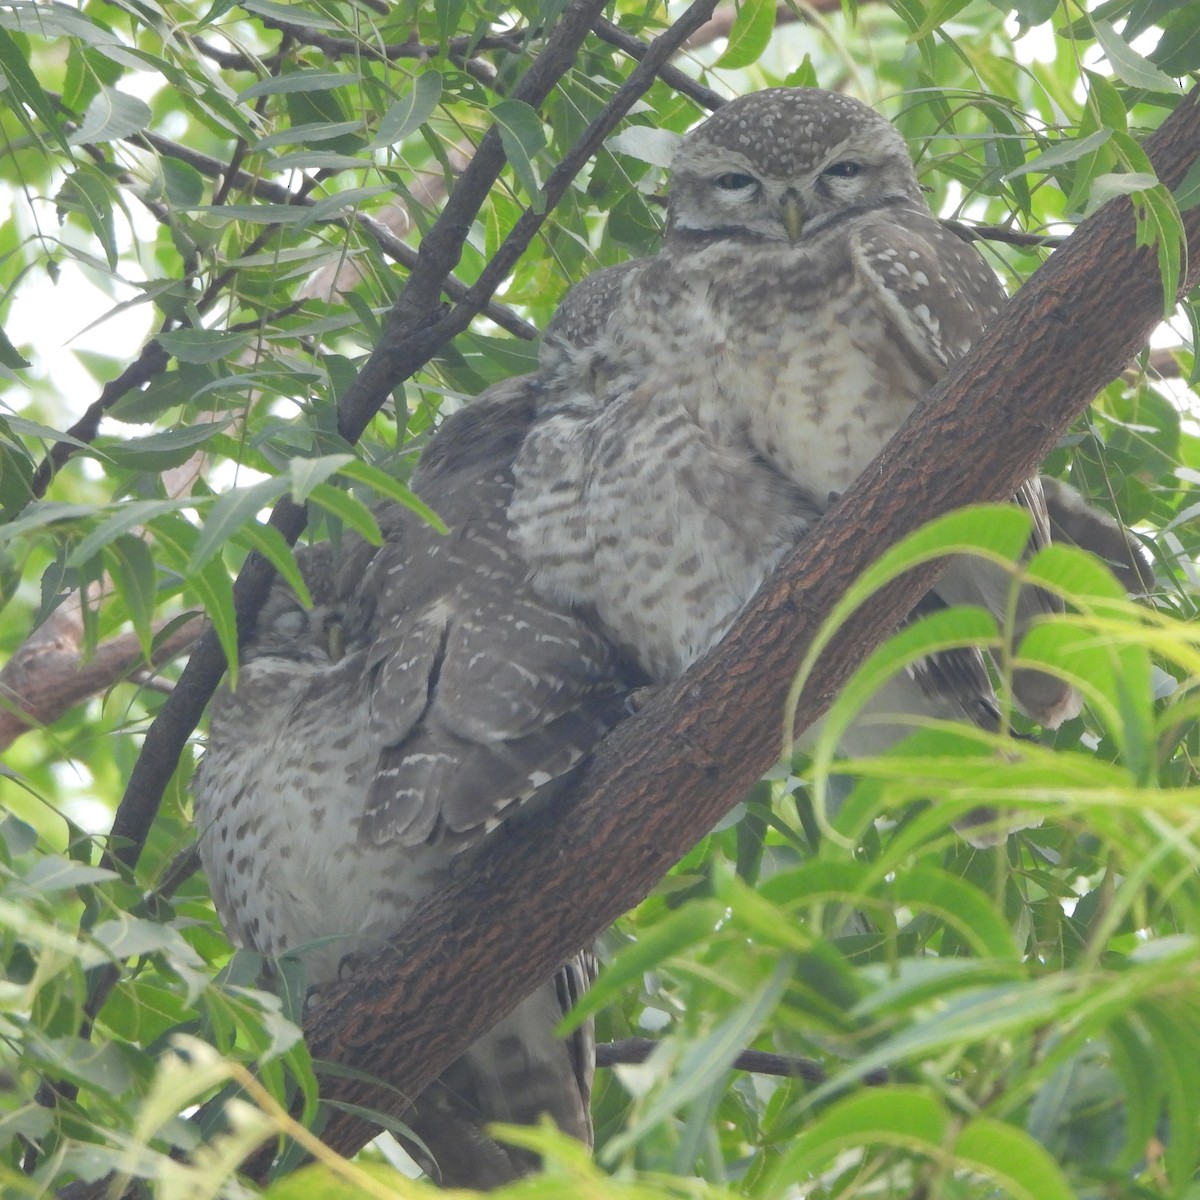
1,1,1199,1197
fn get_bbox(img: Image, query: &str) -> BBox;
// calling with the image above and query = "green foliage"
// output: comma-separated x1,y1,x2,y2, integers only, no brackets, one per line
0,0,1197,1197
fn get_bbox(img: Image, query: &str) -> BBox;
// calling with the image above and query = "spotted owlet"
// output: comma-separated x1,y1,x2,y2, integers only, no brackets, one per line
513,86,1084,745
195,383,641,1187
195,87,1148,1189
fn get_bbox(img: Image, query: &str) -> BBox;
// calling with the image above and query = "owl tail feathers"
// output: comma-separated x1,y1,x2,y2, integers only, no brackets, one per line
1040,476,1156,596
405,1094,531,1189
1013,477,1154,729
1012,668,1082,731
399,970,595,1190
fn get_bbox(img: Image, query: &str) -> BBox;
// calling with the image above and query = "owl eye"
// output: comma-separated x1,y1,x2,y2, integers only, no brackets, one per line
823,161,862,179
713,172,757,191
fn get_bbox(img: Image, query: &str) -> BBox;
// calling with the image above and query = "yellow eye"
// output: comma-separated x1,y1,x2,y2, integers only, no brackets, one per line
823,161,862,179
713,172,757,190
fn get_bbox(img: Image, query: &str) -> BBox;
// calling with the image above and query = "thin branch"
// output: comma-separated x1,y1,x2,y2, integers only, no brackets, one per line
191,35,255,72
0,611,203,751
590,18,726,112
944,218,1067,249
29,342,170,498
596,1038,889,1085
253,18,532,64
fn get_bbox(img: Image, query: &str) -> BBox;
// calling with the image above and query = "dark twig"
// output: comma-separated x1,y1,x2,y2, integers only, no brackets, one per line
253,18,531,65
191,36,256,72
590,17,726,112
595,1037,889,1085
29,342,170,498
944,218,1068,249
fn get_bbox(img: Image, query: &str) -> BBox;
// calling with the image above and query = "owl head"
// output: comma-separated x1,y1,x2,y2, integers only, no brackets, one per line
538,261,646,400
667,88,925,243
246,545,344,664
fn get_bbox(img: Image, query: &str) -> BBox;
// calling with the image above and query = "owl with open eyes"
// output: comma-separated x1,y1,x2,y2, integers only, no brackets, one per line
513,86,1087,747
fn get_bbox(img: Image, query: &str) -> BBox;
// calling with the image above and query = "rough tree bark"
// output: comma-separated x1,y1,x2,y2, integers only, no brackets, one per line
277,88,1200,1164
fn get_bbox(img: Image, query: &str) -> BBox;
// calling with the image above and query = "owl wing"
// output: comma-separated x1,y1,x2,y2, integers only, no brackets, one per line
352,381,641,850
849,207,1006,380
1040,476,1154,595
851,210,1079,728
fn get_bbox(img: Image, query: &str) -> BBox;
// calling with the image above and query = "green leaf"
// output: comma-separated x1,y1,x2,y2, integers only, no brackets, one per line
56,167,119,270
766,1087,951,1189
568,900,727,1026
1005,129,1112,179
150,512,239,676
67,86,152,146
195,202,311,225
237,0,343,30
606,125,682,169
302,186,394,225
909,0,974,42
237,70,361,103
891,868,1020,958
65,499,197,568
0,443,34,522
714,0,776,68
0,325,31,371
159,158,205,208
288,455,353,502
1007,0,1058,26
0,502,99,545
255,119,366,152
1091,19,1183,93
233,524,312,608
95,419,232,470
1176,156,1200,212
104,534,159,659
265,151,369,171
367,70,443,150
192,556,239,676
0,27,73,154
606,957,793,1160
334,459,445,532
491,99,547,205
92,916,201,961
954,1117,1076,1200
1150,8,1200,75
21,856,118,893
190,477,289,573
306,484,382,544
1136,184,1185,315
155,329,250,365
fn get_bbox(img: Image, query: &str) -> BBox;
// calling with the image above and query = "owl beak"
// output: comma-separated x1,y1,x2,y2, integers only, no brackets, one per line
781,193,805,241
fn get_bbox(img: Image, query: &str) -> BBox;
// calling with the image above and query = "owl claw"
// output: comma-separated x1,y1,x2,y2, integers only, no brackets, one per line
625,685,663,715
